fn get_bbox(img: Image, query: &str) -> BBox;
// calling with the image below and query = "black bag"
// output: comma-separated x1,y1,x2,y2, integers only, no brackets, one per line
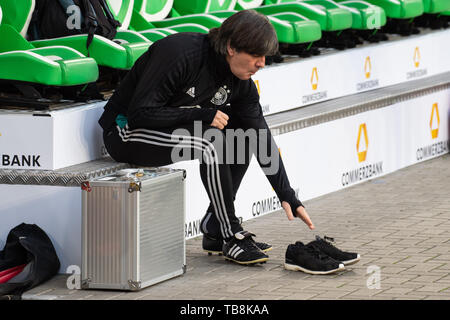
29,0,121,50
0,223,60,300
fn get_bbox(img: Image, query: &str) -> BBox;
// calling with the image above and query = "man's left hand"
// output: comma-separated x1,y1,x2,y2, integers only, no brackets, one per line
282,201,315,230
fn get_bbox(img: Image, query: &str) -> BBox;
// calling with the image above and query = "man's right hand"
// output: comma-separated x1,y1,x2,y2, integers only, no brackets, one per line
211,110,229,130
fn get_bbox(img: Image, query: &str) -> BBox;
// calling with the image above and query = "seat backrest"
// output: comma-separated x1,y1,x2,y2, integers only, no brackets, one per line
134,0,174,21
423,0,450,12
0,0,35,37
235,0,264,10
172,0,237,15
106,0,134,30
0,24,34,53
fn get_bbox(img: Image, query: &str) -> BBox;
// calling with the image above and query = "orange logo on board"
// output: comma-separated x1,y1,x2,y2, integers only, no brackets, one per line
430,103,440,139
311,67,318,90
365,56,371,79
254,80,261,95
357,123,368,163
414,47,420,68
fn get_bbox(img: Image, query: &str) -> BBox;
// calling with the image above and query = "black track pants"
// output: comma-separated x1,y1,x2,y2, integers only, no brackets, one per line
200,161,250,239
103,120,251,240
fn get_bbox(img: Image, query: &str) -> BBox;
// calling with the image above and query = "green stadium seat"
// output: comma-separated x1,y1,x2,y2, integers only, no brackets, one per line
0,24,98,86
0,0,34,37
108,0,135,30
422,0,450,14
332,1,387,29
132,0,225,32
148,14,224,29
260,1,360,49
362,0,424,19
107,0,194,44
173,0,351,33
173,0,237,14
235,0,265,10
264,0,353,32
332,1,387,43
31,34,150,70
140,27,178,42
347,1,424,36
132,0,322,45
175,0,386,50
0,1,98,89
207,9,322,44
248,0,385,32
134,0,176,21
414,0,450,29
0,0,151,70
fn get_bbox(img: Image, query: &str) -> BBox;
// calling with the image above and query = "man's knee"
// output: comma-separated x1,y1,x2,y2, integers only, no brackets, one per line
168,123,227,164
203,125,254,166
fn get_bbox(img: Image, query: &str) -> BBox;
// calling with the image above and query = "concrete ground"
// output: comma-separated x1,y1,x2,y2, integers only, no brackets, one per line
22,154,450,300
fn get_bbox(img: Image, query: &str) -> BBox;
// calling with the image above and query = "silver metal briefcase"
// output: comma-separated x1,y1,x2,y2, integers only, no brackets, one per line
81,168,186,291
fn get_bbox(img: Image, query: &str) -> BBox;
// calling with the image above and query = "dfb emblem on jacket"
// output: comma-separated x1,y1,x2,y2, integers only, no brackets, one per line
211,85,230,105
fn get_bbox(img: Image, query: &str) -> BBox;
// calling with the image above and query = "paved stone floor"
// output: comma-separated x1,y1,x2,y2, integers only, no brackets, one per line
22,154,450,300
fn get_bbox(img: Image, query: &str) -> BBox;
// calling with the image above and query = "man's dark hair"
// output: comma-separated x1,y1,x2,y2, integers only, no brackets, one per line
209,10,279,57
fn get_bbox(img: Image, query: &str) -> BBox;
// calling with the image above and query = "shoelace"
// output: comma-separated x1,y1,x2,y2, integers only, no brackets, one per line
318,235,339,250
304,244,329,261
237,235,261,251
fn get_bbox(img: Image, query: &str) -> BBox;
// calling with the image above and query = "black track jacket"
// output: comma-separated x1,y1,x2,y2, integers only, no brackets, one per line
98,32,303,210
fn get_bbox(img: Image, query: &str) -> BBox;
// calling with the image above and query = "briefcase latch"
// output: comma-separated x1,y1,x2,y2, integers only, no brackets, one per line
81,181,92,192
128,181,142,193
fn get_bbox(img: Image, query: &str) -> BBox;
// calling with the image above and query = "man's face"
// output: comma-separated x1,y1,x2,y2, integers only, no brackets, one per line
226,46,265,80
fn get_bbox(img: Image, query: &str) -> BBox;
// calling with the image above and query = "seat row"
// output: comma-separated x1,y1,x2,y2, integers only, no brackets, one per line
0,0,449,93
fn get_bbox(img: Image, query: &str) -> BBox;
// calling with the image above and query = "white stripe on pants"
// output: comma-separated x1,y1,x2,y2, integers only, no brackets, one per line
118,125,234,239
